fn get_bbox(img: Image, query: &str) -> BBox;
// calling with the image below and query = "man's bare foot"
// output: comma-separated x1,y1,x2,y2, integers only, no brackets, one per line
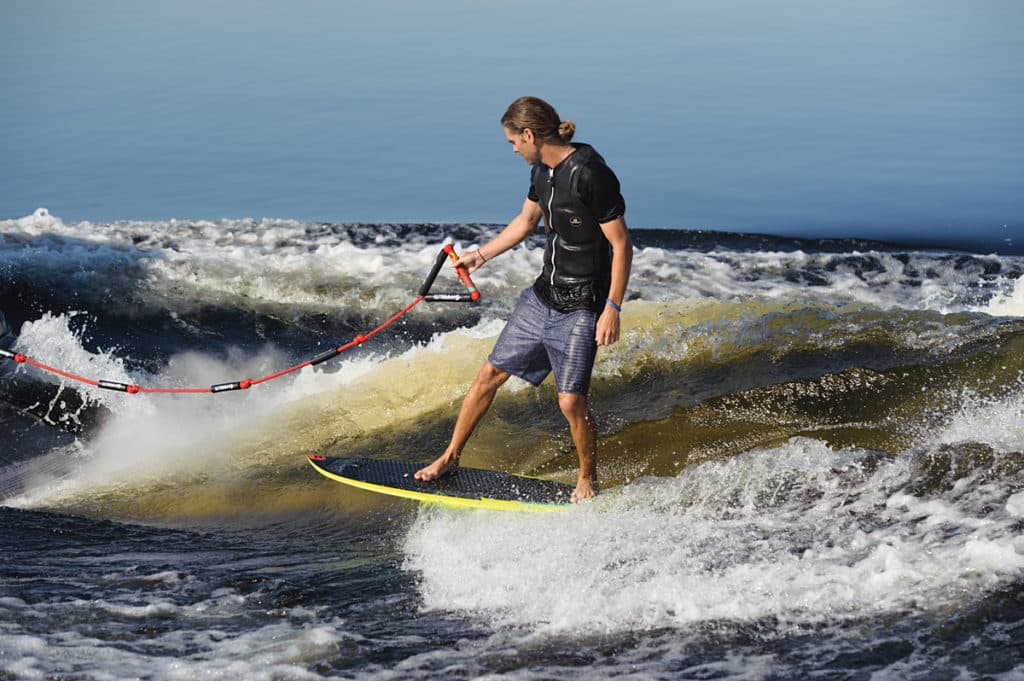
570,477,599,503
414,454,459,482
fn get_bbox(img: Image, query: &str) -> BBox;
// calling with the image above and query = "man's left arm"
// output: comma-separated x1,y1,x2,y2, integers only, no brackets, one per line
596,217,632,346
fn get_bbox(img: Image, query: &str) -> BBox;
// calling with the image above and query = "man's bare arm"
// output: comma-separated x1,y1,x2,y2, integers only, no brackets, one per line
456,198,543,272
596,216,633,346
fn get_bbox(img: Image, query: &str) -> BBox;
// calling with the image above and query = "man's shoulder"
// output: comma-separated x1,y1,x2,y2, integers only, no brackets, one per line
571,145,625,219
575,155,621,195
570,145,617,181
570,142,611,166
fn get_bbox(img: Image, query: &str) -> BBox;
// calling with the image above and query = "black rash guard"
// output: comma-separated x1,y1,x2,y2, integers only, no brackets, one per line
527,143,626,313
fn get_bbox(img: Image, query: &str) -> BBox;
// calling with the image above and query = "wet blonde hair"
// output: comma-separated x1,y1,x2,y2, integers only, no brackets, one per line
501,96,575,143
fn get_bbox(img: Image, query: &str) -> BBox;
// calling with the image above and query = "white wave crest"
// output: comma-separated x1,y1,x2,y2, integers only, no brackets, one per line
403,437,1024,634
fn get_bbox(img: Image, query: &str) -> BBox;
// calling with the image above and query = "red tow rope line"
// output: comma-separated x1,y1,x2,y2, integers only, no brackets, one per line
0,245,479,396
16,356,103,389
0,295,427,395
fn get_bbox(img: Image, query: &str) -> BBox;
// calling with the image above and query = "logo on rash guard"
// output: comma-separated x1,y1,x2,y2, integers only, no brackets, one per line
569,216,583,227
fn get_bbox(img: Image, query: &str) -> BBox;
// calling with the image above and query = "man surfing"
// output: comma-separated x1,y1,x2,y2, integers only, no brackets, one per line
415,96,632,503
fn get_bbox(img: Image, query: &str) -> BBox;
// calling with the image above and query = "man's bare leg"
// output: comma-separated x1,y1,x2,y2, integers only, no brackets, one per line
558,392,598,502
414,361,511,481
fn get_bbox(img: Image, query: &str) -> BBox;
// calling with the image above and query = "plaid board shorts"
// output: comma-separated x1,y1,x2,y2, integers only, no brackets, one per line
488,287,599,395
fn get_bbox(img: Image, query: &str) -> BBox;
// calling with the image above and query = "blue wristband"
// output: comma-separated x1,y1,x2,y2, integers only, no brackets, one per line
606,298,622,313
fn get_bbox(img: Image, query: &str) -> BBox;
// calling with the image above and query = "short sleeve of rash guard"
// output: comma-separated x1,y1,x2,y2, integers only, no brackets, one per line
527,165,541,203
579,163,626,223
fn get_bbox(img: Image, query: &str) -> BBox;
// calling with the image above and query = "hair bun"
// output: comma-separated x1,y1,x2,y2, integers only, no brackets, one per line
558,119,576,142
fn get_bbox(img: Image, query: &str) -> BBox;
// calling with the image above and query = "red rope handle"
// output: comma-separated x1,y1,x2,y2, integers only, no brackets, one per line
443,244,480,301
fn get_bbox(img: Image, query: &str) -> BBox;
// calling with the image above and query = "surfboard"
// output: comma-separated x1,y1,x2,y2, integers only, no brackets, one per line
307,455,573,511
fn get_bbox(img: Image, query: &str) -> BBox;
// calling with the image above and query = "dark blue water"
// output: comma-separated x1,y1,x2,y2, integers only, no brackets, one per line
2,0,1022,252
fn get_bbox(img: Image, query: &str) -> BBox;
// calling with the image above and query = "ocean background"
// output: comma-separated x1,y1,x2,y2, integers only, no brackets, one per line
3,0,1022,252
2,1,1024,680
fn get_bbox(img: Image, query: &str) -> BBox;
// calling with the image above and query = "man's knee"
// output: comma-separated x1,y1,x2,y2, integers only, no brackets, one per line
477,361,510,388
558,392,589,421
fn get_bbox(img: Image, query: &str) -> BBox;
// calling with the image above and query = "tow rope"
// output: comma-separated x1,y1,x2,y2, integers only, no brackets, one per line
0,244,481,395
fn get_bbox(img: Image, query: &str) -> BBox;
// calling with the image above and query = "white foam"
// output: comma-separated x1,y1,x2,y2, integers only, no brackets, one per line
10,312,152,425
0,620,344,681
0,570,349,681
1008,492,1024,517
983,275,1024,317
8,311,308,486
5,210,1022,318
403,437,1024,634
931,387,1024,453
7,311,509,508
629,245,1021,315
93,598,181,618
14,312,133,383
0,634,50,681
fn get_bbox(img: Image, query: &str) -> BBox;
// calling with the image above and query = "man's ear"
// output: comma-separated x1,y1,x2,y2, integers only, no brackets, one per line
522,128,535,144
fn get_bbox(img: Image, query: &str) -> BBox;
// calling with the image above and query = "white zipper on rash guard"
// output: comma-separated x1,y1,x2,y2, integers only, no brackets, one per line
548,167,557,285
